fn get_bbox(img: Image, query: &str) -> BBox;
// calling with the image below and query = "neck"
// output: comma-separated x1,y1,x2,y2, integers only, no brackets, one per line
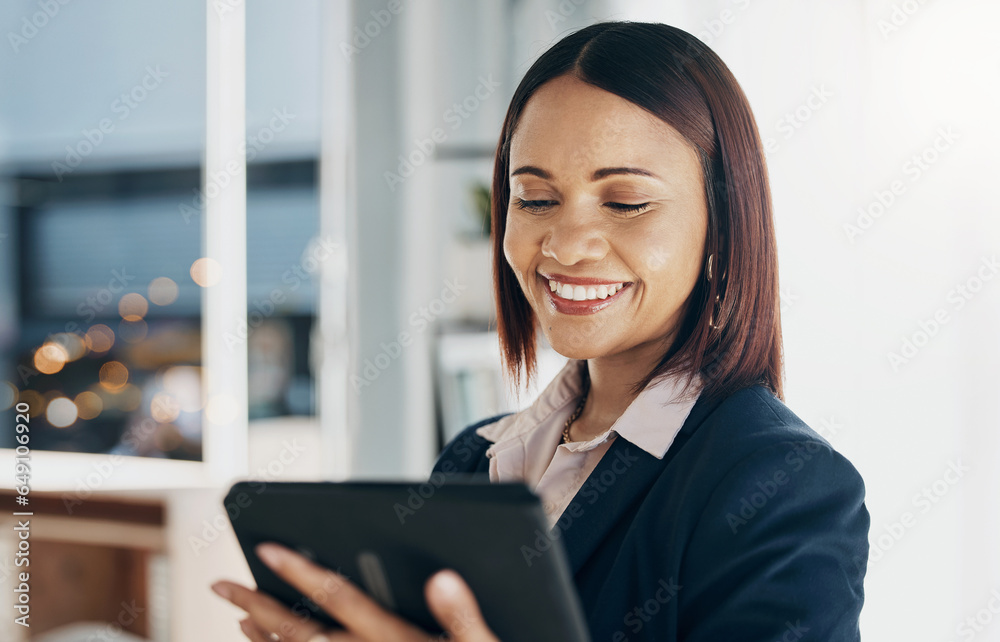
575,336,672,438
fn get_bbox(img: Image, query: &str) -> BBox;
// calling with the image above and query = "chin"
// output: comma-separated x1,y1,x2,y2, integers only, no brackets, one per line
539,327,614,361
548,345,595,361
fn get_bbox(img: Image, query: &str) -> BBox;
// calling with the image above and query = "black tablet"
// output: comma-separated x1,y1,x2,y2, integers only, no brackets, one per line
223,478,591,642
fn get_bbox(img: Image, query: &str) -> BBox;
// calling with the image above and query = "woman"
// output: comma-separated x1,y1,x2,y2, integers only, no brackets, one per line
212,21,869,641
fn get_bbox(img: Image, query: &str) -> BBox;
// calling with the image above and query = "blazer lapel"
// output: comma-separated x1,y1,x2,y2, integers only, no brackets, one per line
557,388,727,575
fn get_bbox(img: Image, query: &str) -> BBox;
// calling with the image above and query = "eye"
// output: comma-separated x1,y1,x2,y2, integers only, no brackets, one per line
605,202,651,214
513,197,557,213
512,198,651,215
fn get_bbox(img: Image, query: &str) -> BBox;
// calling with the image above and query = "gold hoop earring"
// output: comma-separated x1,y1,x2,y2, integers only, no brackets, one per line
709,293,722,330
706,254,723,330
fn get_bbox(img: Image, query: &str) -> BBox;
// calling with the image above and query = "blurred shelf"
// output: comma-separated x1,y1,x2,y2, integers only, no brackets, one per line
436,328,567,444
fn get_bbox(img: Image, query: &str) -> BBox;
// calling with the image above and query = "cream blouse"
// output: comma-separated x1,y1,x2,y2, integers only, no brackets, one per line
475,359,702,528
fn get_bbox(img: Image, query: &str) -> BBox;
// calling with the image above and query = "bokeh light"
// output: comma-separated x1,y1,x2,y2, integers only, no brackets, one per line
99,361,129,391
42,389,63,402
190,257,222,287
118,293,149,321
119,319,148,343
85,324,115,353
34,342,69,375
16,390,44,417
151,392,181,423
51,332,87,361
46,397,78,428
148,277,179,305
163,366,204,412
0,382,17,411
112,383,142,412
74,390,103,420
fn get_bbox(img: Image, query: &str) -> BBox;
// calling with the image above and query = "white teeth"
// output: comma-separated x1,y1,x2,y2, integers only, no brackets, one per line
549,280,626,301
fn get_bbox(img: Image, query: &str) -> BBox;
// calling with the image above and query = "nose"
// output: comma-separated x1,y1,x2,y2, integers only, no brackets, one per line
540,204,609,266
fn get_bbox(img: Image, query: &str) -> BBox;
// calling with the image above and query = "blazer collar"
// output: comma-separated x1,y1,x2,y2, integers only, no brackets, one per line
476,358,718,576
557,385,728,576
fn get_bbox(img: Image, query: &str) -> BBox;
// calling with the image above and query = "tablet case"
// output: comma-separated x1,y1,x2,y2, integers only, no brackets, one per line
224,478,591,642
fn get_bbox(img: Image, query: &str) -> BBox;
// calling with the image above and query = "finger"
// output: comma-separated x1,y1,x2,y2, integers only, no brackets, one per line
313,632,366,642
212,580,328,642
424,570,499,642
239,616,278,642
255,542,428,641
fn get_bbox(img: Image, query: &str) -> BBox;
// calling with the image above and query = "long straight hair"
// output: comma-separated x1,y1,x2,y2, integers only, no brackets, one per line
492,21,783,403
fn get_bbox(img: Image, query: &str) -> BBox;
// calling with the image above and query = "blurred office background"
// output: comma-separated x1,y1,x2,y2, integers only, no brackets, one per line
0,0,997,640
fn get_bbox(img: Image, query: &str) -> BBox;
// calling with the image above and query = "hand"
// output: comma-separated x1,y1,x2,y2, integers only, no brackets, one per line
211,542,500,642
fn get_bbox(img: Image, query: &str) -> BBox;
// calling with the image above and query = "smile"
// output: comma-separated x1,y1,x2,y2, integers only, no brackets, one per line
538,273,633,316
548,280,625,301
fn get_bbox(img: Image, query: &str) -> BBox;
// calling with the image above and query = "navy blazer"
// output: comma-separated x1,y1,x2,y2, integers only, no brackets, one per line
431,384,869,641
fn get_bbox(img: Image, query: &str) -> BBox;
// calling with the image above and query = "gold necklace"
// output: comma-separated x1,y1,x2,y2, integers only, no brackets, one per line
561,370,591,444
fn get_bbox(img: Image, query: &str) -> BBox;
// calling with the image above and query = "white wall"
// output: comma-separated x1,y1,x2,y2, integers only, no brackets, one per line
608,0,1000,639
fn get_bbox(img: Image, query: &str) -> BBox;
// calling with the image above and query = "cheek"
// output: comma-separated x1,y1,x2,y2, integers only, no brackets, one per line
632,222,705,291
502,215,535,280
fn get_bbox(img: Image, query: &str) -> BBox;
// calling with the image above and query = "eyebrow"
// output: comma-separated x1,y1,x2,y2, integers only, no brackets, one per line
510,165,660,181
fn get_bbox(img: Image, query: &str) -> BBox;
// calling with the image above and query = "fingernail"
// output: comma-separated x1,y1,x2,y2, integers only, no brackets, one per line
432,569,463,598
211,582,231,599
256,543,286,568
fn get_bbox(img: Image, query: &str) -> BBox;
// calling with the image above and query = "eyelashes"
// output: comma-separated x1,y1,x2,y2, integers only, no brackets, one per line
605,202,650,214
512,197,650,215
512,198,557,213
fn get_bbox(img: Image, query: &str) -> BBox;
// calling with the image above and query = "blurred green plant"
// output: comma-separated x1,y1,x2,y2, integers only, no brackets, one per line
470,181,491,237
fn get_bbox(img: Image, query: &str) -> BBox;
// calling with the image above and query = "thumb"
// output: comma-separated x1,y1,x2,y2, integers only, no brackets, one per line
425,569,499,642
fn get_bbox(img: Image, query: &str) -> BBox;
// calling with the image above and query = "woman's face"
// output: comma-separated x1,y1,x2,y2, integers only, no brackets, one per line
503,74,709,365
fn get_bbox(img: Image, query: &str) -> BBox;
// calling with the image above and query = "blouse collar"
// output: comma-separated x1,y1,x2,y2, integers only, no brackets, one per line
476,358,702,460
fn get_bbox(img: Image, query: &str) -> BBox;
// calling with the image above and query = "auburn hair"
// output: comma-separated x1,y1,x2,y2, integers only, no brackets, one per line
492,21,783,403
